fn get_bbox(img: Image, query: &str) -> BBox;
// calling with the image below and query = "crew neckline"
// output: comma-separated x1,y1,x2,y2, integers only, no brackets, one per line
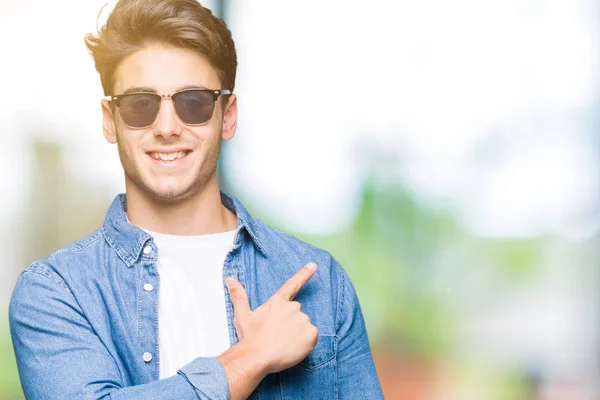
143,227,238,245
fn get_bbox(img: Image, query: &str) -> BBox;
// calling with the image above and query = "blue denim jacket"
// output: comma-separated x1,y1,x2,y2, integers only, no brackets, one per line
9,192,383,399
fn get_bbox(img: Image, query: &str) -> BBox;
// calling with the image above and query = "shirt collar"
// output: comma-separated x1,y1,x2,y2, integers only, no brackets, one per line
101,191,268,268
219,191,268,255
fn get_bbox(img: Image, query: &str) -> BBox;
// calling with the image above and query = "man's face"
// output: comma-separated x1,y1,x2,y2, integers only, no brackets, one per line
101,44,237,202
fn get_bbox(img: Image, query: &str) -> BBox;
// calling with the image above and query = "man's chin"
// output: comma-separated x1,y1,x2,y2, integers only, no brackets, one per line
146,185,196,203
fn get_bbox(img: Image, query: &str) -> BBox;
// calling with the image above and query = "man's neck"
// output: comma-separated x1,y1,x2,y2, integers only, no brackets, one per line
124,179,237,236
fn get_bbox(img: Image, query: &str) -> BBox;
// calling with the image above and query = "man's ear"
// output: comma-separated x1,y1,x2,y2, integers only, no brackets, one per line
221,94,238,141
101,99,118,144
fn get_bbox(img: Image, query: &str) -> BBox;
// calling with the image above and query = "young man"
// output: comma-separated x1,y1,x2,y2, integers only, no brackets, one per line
9,0,383,399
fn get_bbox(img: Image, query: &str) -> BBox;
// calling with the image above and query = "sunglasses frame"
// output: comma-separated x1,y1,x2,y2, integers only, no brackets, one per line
106,88,232,128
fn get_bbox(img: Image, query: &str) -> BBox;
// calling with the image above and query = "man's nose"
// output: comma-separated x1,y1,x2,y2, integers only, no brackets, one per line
153,98,183,138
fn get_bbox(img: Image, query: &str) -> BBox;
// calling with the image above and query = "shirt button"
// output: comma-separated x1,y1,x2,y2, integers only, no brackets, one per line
143,283,153,292
143,352,152,362
143,246,152,255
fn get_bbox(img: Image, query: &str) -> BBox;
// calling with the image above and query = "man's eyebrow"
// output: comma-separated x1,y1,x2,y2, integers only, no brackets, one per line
176,84,209,91
122,86,156,95
120,84,210,95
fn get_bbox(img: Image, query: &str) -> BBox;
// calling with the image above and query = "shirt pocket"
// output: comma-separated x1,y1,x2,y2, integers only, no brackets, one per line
298,334,337,369
278,334,338,400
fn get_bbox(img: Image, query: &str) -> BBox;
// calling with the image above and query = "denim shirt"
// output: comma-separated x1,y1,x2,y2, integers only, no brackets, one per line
9,192,383,400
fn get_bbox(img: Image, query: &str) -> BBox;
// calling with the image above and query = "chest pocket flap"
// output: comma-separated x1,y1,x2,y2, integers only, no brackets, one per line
298,334,337,370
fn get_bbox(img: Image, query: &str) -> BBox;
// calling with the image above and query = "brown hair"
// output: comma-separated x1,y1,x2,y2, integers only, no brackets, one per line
84,0,237,96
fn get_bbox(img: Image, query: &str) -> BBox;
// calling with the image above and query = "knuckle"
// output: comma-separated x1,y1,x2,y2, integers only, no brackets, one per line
311,325,319,336
300,312,310,323
291,301,301,311
309,326,319,342
273,291,286,302
229,287,241,298
231,294,243,304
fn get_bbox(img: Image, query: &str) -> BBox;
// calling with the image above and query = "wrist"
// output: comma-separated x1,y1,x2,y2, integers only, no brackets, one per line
221,340,269,376
217,340,268,400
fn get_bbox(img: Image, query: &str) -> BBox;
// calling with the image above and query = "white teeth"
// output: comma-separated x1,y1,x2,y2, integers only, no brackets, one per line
150,151,185,161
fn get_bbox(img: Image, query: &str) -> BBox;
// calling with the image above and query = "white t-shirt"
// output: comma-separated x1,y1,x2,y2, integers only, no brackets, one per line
144,228,237,379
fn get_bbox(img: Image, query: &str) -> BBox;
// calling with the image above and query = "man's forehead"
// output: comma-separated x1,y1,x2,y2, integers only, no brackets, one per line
113,45,220,94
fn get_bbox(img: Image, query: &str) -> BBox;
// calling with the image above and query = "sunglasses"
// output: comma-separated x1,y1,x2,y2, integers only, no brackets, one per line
107,88,231,128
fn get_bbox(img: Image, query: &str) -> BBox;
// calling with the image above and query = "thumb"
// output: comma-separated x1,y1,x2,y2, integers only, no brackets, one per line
226,277,251,317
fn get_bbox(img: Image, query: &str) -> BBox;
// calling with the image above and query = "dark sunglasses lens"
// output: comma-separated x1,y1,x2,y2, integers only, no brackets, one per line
119,94,160,128
174,90,216,125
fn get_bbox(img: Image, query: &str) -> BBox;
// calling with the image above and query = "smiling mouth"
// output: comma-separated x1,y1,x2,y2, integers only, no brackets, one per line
148,151,190,162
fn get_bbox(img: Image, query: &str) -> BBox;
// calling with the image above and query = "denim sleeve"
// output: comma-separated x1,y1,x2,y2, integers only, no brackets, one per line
9,268,229,400
333,257,384,399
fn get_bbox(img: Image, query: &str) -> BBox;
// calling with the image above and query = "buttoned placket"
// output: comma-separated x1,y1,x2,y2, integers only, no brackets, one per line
136,240,161,380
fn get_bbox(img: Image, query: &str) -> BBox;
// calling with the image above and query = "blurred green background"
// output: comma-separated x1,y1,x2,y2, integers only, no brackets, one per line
1,1,599,399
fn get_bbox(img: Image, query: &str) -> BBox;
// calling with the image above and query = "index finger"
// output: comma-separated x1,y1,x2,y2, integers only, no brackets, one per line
276,262,318,301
